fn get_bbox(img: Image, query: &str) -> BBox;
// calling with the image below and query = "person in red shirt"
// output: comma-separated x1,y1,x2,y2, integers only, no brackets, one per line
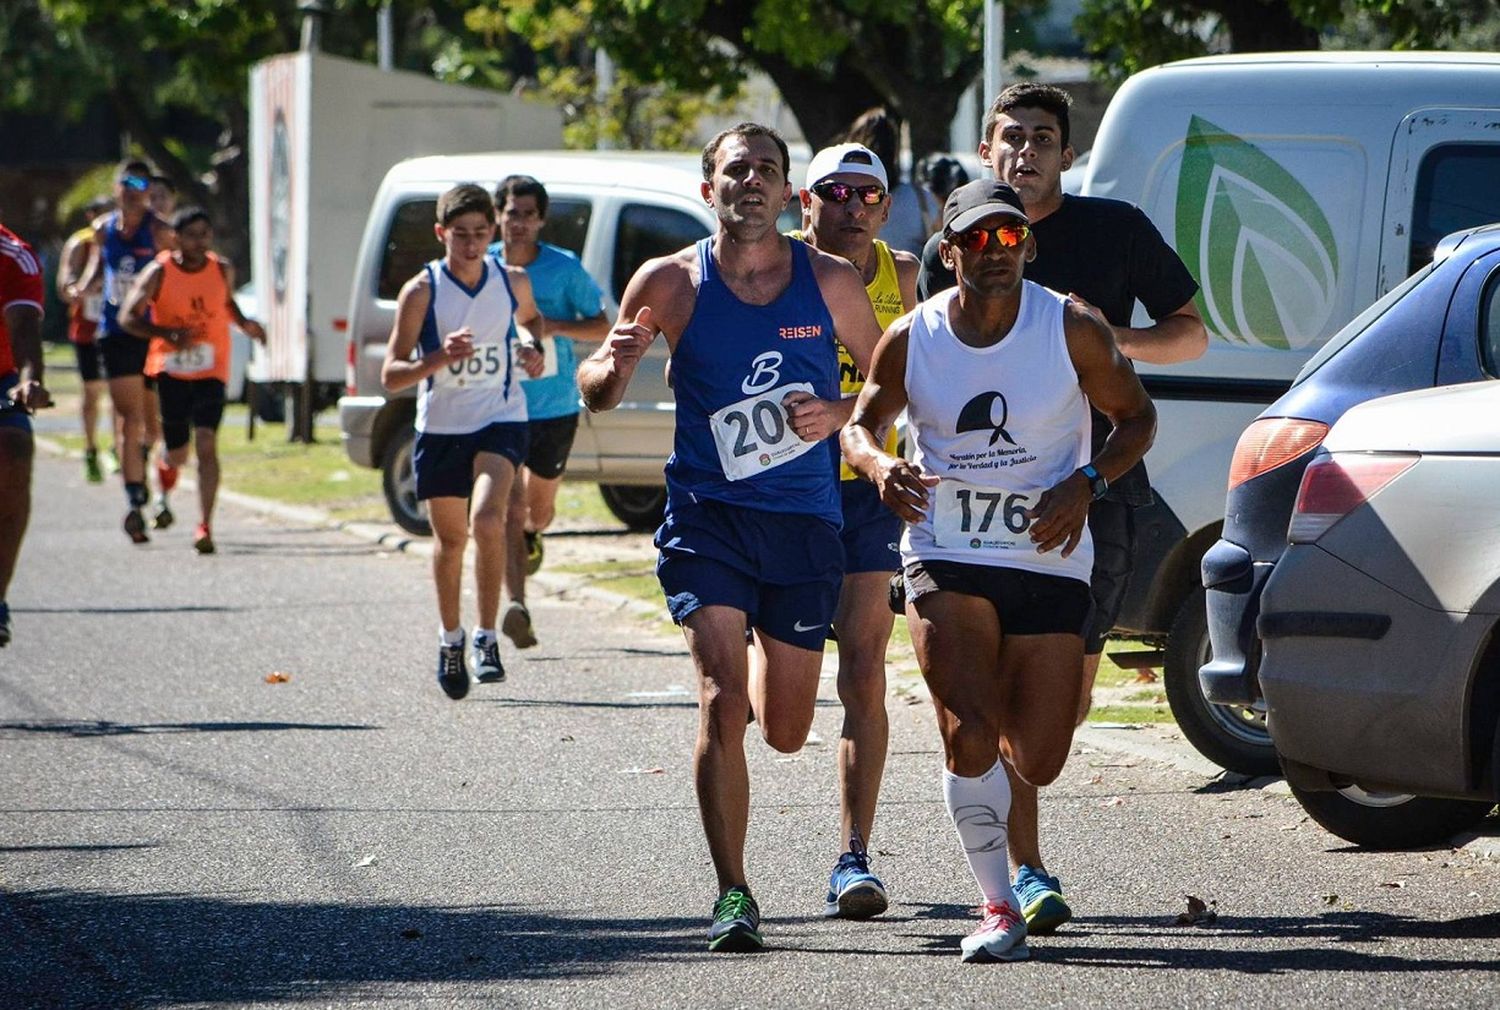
0,213,50,647
122,207,263,554
57,196,115,483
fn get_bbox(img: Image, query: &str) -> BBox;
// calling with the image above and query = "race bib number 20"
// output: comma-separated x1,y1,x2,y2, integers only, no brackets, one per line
931,480,1036,551
709,381,816,482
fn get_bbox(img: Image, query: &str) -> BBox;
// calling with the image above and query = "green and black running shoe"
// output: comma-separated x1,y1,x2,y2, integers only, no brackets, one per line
708,886,763,953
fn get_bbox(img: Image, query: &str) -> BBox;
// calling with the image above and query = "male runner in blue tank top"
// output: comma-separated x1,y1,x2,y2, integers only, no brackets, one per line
844,180,1156,961
580,123,883,953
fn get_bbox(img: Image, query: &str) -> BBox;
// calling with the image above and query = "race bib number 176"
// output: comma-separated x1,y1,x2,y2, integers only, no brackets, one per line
931,480,1036,551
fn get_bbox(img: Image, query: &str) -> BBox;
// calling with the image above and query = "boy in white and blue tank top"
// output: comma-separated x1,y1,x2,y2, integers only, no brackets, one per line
380,184,545,700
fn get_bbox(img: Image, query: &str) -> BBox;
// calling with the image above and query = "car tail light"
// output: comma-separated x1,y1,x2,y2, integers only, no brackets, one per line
345,336,358,397
1288,452,1417,543
1227,417,1330,490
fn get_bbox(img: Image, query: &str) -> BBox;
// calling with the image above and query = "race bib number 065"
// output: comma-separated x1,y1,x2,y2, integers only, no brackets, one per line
436,344,507,390
932,480,1035,551
709,381,816,482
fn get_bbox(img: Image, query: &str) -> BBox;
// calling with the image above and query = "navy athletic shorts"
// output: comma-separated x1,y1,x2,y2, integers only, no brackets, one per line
655,495,843,651
414,421,528,501
98,333,149,379
523,412,579,481
0,373,32,434
839,478,902,575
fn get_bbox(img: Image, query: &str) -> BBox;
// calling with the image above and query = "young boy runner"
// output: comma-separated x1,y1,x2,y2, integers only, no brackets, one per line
382,185,545,699
793,142,919,918
121,207,264,554
488,175,610,649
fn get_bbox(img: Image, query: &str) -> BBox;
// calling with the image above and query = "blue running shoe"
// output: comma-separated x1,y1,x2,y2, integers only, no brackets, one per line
1013,864,1071,935
823,845,888,919
436,638,469,700
708,886,763,952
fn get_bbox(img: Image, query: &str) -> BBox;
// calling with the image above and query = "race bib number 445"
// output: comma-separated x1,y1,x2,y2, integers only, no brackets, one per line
709,381,816,482
932,480,1036,552
435,344,507,390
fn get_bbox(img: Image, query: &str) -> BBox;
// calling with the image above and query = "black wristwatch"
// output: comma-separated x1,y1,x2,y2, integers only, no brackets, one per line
1079,463,1109,500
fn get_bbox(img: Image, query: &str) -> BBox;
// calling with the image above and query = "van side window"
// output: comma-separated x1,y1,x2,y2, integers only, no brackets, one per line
540,198,591,258
612,204,710,302
1481,270,1500,379
377,199,439,301
1410,144,1500,274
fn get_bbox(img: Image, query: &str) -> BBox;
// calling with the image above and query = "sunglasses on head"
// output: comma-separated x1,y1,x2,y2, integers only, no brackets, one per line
121,175,151,192
810,180,887,206
948,221,1031,253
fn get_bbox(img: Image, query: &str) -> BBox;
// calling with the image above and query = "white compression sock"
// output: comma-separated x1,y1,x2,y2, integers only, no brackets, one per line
943,759,1021,909
474,628,496,643
439,626,464,647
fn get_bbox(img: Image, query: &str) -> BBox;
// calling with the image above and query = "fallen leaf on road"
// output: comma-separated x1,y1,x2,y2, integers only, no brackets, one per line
1175,895,1218,926
400,928,422,939
1321,893,1339,905
353,854,376,868
619,767,665,775
559,735,575,742
1379,880,1406,888
264,671,290,684
1100,796,1125,807
1089,774,1104,785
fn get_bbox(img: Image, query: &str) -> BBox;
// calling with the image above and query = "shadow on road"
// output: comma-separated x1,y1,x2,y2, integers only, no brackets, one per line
2,888,706,1008
0,719,379,739
12,606,234,615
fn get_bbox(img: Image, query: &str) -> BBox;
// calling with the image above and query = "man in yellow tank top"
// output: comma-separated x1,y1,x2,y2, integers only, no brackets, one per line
794,143,918,919
121,207,264,554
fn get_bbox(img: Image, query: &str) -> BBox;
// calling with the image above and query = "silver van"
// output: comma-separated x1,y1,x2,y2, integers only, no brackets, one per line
338,150,801,534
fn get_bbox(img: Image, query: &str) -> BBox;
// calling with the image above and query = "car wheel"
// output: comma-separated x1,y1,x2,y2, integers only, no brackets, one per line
1286,774,1493,849
599,484,666,532
1163,586,1280,777
381,427,431,537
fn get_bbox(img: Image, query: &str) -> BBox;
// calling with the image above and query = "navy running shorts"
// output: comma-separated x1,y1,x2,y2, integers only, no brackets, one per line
98,333,149,379
1083,498,1135,654
156,375,227,449
902,558,1091,637
839,478,902,575
73,340,105,384
414,420,528,501
655,496,843,651
523,412,579,481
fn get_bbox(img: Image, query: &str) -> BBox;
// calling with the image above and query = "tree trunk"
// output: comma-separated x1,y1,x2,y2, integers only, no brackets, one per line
1217,0,1321,51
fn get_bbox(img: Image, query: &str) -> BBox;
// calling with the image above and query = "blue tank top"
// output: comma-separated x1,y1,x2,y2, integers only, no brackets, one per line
665,237,841,524
100,213,157,337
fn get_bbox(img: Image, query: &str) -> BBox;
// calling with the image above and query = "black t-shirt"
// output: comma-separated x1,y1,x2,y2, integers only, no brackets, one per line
917,194,1199,505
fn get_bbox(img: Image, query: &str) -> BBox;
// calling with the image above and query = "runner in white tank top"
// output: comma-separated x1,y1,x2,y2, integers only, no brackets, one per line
382,185,545,701
841,180,1155,964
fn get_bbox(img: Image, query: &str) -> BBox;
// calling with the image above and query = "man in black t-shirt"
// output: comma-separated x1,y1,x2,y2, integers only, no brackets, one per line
918,82,1206,937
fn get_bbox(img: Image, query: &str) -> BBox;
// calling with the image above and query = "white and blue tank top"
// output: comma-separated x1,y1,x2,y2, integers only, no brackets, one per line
100,213,157,338
415,256,527,435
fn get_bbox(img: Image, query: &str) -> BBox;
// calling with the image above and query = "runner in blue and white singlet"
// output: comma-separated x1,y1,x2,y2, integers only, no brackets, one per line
413,253,526,436
578,124,884,954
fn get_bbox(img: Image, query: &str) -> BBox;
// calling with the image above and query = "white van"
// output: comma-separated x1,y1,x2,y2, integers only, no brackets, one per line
337,151,803,534
1077,53,1500,737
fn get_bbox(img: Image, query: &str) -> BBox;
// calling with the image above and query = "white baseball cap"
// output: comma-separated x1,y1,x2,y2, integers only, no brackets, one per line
805,142,889,191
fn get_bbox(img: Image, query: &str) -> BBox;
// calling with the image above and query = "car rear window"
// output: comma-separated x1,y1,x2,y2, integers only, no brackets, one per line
611,203,711,303
541,198,591,258
376,198,438,301
1294,261,1436,386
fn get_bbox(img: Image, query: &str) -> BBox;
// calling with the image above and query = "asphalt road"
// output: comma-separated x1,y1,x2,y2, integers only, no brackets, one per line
5,452,1500,1009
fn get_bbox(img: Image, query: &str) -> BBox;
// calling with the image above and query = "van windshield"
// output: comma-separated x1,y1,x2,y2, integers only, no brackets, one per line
1293,261,1437,386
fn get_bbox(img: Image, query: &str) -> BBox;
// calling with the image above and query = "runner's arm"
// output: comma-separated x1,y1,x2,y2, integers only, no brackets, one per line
57,235,89,303
507,267,547,378
841,321,935,524
1026,303,1157,557
892,249,921,314
578,255,682,413
3,303,48,410
381,274,462,393
72,222,106,299
119,263,182,342
1073,293,1207,365
218,260,266,343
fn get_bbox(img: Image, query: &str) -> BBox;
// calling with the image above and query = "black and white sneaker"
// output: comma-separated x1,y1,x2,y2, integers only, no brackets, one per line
472,635,505,683
436,639,469,700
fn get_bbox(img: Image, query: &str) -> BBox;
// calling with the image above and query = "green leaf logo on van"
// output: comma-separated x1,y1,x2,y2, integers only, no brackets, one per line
1177,116,1339,350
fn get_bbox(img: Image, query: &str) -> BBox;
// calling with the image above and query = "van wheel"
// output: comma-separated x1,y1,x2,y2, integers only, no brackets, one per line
381,428,431,537
599,484,666,532
1286,775,1493,849
1163,586,1279,776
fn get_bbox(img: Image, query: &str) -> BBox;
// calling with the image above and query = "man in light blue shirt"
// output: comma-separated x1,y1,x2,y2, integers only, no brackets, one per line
490,175,609,648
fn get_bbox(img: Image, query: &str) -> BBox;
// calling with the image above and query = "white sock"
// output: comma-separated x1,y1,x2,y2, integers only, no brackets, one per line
943,759,1021,909
440,626,464,647
474,628,496,644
